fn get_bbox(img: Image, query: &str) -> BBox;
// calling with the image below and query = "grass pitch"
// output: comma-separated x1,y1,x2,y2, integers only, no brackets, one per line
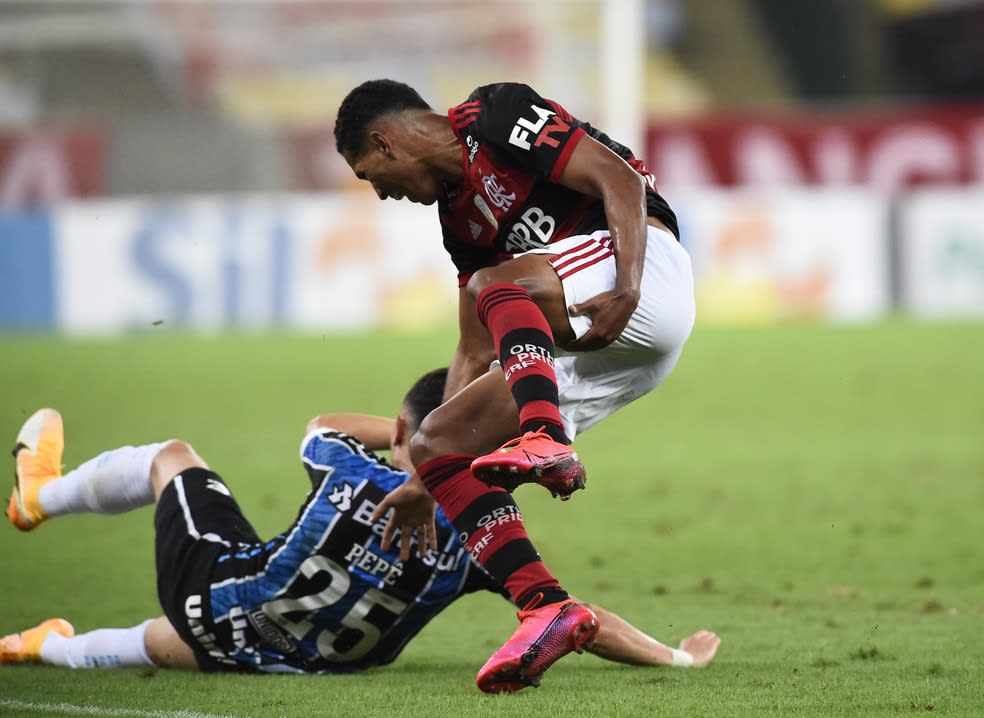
1,322,982,717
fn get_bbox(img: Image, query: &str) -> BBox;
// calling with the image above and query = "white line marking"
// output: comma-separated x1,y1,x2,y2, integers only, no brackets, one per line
0,699,246,718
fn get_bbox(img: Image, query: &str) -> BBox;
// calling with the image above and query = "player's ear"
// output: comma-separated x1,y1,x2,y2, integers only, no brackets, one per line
368,130,390,157
391,414,408,450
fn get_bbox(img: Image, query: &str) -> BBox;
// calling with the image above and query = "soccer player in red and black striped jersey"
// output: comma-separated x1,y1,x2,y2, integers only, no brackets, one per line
335,80,696,692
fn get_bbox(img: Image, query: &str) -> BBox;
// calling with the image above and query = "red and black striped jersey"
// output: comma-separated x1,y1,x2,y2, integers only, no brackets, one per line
440,82,679,285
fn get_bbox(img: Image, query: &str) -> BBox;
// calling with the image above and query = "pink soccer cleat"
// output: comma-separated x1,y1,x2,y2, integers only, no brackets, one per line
476,596,599,693
470,429,586,500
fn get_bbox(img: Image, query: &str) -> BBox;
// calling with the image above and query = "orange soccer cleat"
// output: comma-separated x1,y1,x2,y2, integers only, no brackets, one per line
7,408,64,531
0,618,75,664
470,428,586,500
476,595,598,693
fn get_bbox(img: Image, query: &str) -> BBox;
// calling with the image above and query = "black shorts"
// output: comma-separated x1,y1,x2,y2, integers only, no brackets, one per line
154,467,260,672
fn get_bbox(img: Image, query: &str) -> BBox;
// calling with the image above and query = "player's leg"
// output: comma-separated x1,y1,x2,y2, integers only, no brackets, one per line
154,465,263,672
465,256,588,497
7,407,207,531
409,376,598,692
149,441,210,500
466,255,574,447
2,618,155,669
144,616,199,668
1,615,197,670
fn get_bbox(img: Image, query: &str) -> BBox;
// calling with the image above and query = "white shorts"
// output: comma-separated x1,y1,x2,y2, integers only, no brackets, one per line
526,226,695,437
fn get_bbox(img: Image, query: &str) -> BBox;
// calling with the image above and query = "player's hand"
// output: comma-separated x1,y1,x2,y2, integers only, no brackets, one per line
564,286,640,351
370,473,439,562
678,630,721,668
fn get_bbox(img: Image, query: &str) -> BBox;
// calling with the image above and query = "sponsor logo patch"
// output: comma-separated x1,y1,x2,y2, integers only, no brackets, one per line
328,482,354,512
465,135,481,164
248,609,295,653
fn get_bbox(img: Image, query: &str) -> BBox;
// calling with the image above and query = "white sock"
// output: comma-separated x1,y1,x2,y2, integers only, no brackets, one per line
40,620,156,669
39,442,171,516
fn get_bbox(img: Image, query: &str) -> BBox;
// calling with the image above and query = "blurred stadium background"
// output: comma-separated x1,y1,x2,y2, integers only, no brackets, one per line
1,0,982,334
1,5,983,715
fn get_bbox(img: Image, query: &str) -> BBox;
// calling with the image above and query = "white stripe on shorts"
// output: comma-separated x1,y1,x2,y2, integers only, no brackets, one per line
174,475,201,540
174,474,231,547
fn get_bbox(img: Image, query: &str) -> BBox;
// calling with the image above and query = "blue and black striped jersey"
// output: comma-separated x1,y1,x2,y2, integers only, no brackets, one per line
201,429,496,673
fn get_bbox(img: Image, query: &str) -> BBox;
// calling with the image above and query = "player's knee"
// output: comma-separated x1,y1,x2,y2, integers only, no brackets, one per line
467,262,568,337
468,256,560,297
150,440,208,496
154,439,202,465
144,617,198,669
408,415,451,467
464,267,500,301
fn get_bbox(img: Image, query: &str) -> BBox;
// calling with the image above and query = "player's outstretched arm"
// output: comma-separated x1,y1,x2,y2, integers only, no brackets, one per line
583,602,720,668
306,414,395,451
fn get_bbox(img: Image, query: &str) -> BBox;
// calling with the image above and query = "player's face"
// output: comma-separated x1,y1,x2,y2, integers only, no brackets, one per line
343,140,442,206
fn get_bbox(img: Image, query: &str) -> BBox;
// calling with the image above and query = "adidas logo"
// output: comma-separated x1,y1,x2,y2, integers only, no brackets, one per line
468,219,483,239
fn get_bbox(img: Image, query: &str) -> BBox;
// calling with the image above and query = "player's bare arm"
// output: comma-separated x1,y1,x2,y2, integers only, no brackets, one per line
584,603,721,668
306,413,395,451
554,135,649,351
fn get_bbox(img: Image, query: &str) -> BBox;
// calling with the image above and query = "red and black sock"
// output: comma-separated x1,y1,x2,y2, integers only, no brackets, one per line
419,454,568,608
476,283,569,444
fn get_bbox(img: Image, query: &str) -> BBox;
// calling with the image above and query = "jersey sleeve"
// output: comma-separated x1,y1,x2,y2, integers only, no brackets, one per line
475,83,587,183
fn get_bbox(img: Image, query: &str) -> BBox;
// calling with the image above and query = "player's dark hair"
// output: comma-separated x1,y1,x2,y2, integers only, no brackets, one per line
334,79,432,156
402,368,448,431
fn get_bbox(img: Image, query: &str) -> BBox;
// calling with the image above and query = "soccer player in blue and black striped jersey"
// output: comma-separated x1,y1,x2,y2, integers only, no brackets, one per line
3,369,719,681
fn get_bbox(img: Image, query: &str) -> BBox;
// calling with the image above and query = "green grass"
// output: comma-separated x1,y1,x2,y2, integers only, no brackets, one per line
1,322,983,717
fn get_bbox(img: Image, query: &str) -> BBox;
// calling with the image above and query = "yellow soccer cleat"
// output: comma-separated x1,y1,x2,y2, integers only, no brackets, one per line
7,408,64,531
0,618,75,664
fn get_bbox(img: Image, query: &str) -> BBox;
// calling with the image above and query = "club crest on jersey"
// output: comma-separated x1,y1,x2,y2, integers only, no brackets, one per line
482,173,515,210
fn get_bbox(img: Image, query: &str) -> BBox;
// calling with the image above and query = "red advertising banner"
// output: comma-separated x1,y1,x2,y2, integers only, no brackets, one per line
0,129,106,209
645,105,984,190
